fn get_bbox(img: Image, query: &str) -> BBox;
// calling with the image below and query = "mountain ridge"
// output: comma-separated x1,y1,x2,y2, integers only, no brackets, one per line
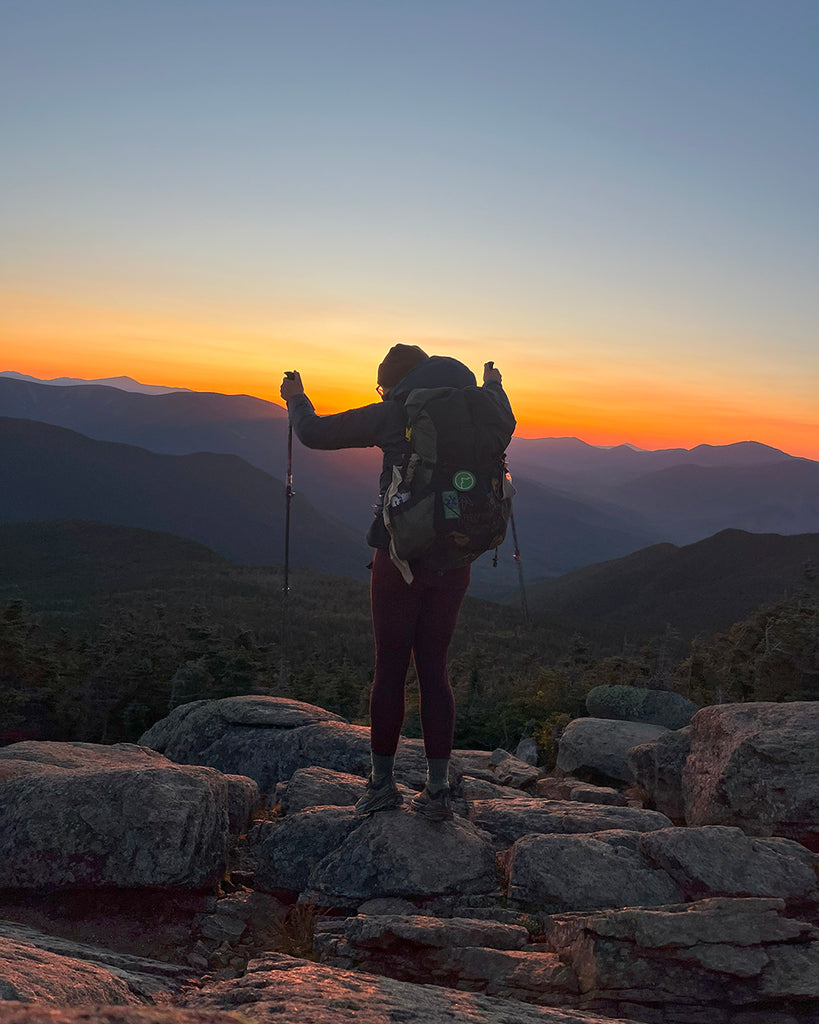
2,373,803,464
0,519,227,605
523,528,819,640
0,370,192,395
2,374,817,588
0,416,368,578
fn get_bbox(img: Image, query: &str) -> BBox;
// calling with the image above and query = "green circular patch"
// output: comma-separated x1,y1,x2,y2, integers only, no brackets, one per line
452,470,476,492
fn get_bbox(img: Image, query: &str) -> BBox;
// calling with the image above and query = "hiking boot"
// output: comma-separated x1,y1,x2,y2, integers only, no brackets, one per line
410,784,454,822
354,776,403,815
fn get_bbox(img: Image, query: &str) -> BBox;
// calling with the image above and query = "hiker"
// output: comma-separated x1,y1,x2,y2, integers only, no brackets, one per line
280,345,514,821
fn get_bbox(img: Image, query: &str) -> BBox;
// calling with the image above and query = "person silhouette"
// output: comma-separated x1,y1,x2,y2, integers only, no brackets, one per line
281,346,513,820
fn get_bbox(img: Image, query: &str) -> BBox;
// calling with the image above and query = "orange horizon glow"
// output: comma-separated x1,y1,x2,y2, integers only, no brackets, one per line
5,3,817,477
2,290,817,461
5,354,817,461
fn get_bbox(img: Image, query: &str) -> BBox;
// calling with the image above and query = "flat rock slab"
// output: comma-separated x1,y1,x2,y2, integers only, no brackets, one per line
569,785,629,807
356,897,420,916
317,913,530,951
277,766,417,814
316,916,580,1002
639,826,819,901
683,702,819,848
549,897,819,1011
506,830,682,911
0,742,228,889
304,808,499,904
462,777,525,801
0,936,140,1006
427,946,580,1000
280,766,367,812
140,697,437,794
557,718,669,783
450,748,498,774
533,777,580,800
141,696,345,751
550,897,813,950
138,697,350,793
0,921,190,1000
470,798,672,847
0,1010,245,1024
277,725,456,793
185,952,641,1023
585,685,696,730
452,749,542,789
273,721,376,782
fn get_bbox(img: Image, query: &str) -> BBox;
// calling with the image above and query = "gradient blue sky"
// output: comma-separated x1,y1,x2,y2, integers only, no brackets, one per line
2,0,817,453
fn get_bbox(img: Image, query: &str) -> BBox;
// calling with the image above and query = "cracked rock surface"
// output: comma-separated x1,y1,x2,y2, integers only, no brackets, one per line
2,697,818,1024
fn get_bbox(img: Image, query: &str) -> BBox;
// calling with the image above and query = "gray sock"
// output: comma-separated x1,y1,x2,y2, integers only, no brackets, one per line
371,753,395,786
426,758,449,793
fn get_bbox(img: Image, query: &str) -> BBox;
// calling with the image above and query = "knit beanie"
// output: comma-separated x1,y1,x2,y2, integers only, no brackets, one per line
377,344,429,390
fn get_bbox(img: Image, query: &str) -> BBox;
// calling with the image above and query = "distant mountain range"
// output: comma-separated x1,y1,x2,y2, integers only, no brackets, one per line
508,435,798,493
524,528,819,640
475,475,660,597
0,416,369,579
0,373,379,532
0,370,190,395
606,461,819,541
1,373,818,595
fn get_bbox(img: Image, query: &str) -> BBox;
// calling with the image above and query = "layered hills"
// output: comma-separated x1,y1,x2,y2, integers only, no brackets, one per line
608,461,819,540
509,435,796,491
3,518,816,652
0,374,380,540
0,519,227,604
525,528,819,639
0,370,190,395
0,417,369,579
3,374,818,593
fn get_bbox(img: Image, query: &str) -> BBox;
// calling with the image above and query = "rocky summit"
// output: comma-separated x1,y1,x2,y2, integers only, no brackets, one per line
0,695,817,1024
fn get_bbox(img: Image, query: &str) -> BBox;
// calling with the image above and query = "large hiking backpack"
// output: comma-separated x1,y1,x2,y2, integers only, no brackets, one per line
383,385,515,577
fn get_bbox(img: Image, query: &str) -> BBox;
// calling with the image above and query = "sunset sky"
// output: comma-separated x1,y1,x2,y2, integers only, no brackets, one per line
2,1,817,456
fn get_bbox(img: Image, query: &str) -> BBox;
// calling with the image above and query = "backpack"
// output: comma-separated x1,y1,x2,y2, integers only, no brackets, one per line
383,385,516,579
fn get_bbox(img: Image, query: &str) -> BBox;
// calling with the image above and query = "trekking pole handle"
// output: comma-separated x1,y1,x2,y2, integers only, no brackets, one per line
483,361,502,383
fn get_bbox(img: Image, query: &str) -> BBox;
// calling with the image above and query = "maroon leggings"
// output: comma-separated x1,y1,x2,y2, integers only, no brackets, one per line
369,547,470,759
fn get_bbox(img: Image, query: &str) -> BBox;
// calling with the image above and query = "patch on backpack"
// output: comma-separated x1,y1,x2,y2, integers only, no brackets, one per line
442,490,461,519
452,470,476,492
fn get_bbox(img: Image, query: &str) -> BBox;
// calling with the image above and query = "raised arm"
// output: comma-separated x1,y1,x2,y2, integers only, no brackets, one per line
280,371,395,450
481,360,515,426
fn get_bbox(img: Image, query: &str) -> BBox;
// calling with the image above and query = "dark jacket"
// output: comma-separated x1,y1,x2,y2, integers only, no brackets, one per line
286,356,514,547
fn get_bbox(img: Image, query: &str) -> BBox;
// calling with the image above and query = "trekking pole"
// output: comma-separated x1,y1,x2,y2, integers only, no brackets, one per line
509,508,530,630
280,404,295,685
